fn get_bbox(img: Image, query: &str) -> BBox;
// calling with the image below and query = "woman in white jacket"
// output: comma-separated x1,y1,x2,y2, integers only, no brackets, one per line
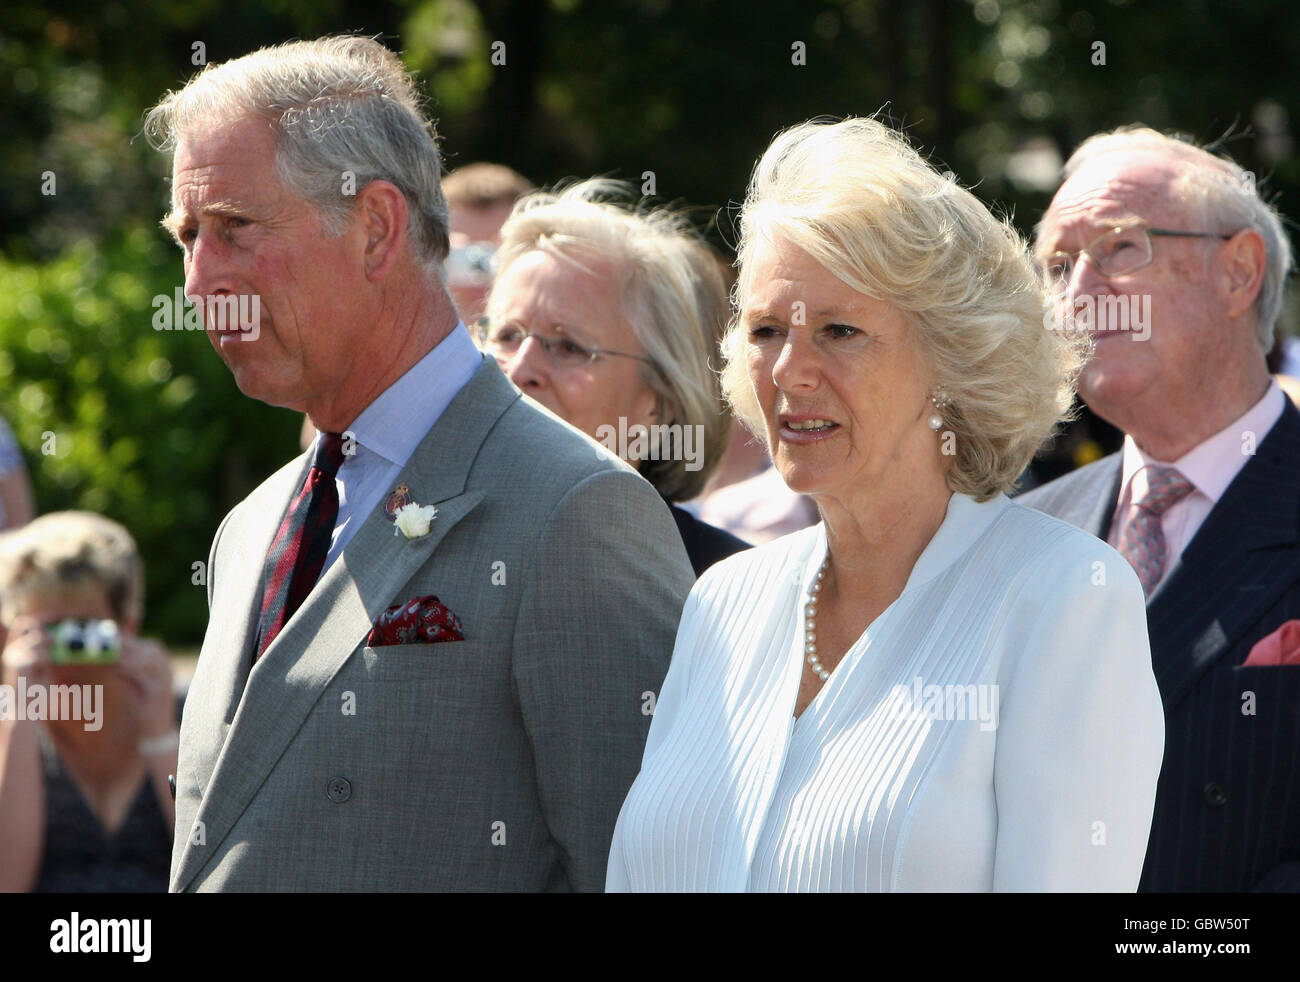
606,116,1165,892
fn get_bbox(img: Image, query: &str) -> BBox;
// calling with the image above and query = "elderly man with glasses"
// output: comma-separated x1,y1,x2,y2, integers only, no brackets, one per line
1019,125,1300,892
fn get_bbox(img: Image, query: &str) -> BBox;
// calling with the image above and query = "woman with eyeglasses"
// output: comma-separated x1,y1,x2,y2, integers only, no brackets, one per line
479,179,749,575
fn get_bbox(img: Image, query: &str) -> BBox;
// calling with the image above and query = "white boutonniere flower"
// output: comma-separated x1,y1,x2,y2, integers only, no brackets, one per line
393,502,437,539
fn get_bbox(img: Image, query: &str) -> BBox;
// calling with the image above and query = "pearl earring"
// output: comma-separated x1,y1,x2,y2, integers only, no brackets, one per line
928,391,949,431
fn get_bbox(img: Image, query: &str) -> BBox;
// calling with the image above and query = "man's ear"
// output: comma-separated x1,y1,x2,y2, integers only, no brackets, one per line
1221,227,1268,319
353,180,410,282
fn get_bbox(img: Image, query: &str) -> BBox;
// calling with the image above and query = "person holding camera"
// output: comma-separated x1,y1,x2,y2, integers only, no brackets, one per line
0,511,178,892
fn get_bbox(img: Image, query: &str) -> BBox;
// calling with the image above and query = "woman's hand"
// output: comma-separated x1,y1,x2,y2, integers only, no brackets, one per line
0,615,50,891
115,636,179,831
1,615,52,691
115,637,176,743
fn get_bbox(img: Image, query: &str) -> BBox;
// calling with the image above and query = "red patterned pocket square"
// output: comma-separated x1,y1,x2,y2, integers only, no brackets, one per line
1243,620,1300,667
367,595,465,647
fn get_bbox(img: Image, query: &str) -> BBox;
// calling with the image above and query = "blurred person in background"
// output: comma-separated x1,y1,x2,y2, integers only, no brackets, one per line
1267,333,1300,405
444,162,533,324
481,179,749,575
0,512,178,892
0,415,34,531
0,414,36,654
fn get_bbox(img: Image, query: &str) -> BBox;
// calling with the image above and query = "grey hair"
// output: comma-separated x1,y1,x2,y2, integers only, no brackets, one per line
144,35,450,269
722,116,1086,502
1058,125,1293,351
487,178,731,501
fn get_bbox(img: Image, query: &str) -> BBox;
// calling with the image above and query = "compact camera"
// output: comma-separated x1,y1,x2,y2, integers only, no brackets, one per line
48,619,121,665
445,241,497,288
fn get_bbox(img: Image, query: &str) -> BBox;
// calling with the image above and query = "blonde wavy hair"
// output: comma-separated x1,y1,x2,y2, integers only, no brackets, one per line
0,512,143,627
488,179,730,501
721,117,1086,501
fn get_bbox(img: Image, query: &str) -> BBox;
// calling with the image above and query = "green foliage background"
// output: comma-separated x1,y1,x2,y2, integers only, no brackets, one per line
0,231,301,641
1,0,1295,643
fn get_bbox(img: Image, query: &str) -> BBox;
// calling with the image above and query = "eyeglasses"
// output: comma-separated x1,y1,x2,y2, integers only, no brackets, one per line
1040,223,1234,294
476,318,659,371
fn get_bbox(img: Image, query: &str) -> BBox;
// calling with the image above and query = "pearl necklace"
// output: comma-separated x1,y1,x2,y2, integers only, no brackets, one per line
804,557,830,681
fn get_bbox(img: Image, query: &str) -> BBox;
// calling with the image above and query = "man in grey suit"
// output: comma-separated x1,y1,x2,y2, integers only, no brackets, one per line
1019,126,1300,891
147,36,694,891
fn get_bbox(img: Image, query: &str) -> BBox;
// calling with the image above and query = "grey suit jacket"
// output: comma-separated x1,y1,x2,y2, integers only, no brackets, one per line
169,357,695,892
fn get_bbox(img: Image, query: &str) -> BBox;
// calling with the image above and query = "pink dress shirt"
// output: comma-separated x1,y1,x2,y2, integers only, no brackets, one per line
1108,380,1285,587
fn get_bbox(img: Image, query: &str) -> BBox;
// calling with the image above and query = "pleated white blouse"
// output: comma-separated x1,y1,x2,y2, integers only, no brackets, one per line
607,493,1165,891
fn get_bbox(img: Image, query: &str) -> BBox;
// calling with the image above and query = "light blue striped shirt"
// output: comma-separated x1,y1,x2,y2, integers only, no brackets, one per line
315,322,483,576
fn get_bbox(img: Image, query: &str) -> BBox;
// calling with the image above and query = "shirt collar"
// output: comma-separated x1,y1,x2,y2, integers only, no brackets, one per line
1118,378,1285,507
342,322,483,467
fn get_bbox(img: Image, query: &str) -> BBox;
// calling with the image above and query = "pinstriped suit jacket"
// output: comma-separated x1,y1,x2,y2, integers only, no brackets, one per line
169,357,694,891
1019,400,1300,892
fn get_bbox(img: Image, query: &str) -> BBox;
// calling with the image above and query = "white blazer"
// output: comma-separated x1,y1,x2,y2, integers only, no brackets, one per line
607,493,1165,891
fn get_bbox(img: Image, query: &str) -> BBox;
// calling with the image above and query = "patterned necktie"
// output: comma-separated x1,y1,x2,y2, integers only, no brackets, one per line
254,432,346,659
1118,466,1194,598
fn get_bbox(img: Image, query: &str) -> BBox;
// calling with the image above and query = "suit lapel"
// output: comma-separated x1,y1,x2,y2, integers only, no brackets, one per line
1147,401,1300,708
184,454,309,739
1072,455,1122,540
173,358,520,891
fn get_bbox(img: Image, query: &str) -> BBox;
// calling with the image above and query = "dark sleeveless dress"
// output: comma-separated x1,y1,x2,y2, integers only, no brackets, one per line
33,732,172,892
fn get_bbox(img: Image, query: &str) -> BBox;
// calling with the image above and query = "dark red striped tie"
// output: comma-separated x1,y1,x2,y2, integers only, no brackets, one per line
254,432,346,659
